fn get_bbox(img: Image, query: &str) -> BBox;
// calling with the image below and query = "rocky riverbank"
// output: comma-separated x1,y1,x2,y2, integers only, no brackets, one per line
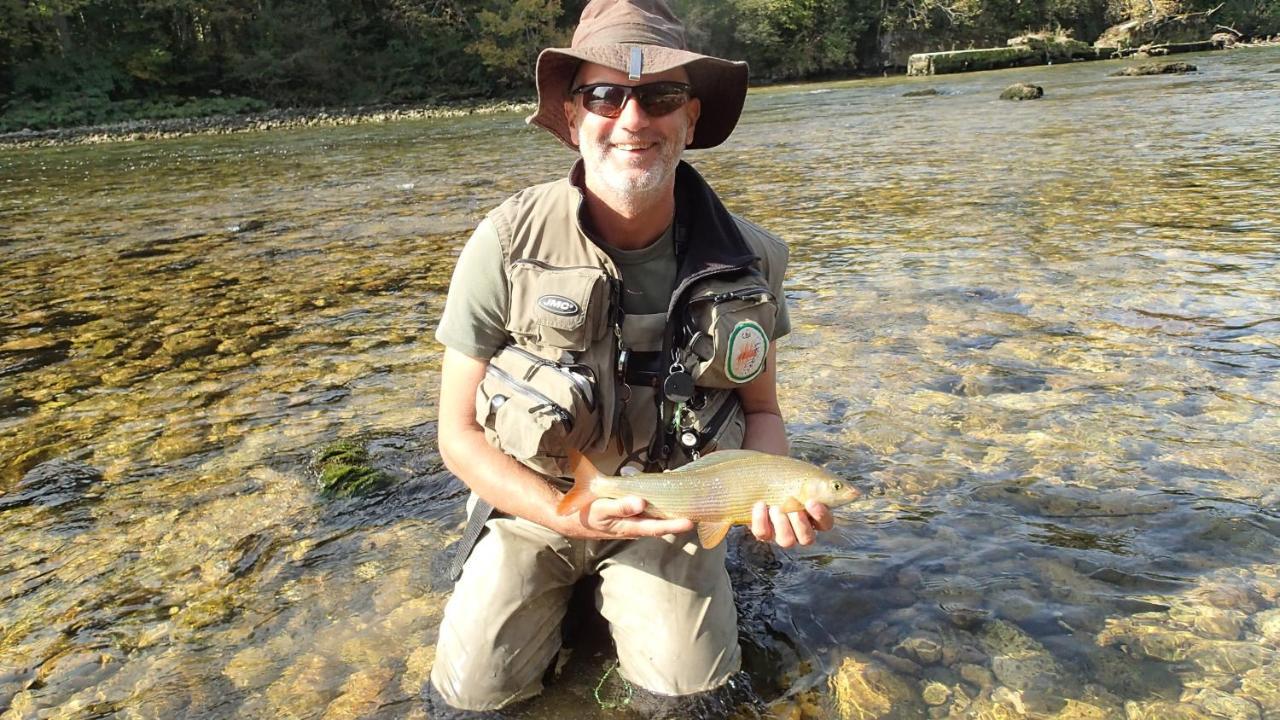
0,99,536,149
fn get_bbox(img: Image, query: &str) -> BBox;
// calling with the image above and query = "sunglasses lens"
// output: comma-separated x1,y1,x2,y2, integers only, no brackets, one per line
636,84,690,116
582,86,628,118
577,83,690,118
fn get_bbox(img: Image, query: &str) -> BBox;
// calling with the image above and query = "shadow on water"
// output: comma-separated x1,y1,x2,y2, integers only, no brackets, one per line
2,46,1280,719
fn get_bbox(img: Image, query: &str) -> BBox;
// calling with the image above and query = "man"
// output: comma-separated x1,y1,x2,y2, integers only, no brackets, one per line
428,0,836,714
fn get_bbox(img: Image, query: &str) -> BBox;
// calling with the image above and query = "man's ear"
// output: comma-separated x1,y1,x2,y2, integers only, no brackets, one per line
684,97,701,147
564,100,580,146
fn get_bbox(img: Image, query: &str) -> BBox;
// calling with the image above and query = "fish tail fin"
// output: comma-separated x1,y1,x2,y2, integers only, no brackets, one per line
556,449,600,516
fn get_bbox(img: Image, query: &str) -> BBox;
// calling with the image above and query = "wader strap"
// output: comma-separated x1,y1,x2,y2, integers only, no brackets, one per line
449,497,494,582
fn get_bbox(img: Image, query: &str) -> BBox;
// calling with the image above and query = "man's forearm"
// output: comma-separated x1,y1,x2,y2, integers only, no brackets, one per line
439,424,568,533
742,410,789,456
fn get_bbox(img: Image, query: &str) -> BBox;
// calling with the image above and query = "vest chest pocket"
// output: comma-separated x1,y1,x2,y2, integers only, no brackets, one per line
683,274,778,388
508,261,612,352
475,345,602,478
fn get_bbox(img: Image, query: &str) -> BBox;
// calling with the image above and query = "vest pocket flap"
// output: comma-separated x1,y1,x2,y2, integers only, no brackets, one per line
508,263,610,351
474,345,603,478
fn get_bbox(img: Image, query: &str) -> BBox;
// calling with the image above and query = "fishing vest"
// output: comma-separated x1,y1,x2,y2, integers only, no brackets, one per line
474,160,787,481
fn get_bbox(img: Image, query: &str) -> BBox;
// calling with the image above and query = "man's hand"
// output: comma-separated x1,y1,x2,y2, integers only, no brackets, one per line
750,500,834,548
565,496,694,541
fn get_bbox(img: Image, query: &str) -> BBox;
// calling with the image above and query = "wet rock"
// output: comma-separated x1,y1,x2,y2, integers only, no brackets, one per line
1253,608,1280,642
976,619,1068,710
1173,605,1246,640
1000,83,1044,100
0,338,72,376
1188,641,1275,674
939,603,990,629
1239,663,1280,708
1084,645,1181,700
957,662,995,690
400,645,435,696
0,335,66,352
265,653,343,717
1111,61,1197,76
903,88,942,97
896,633,943,665
0,459,103,511
160,331,221,363
921,681,949,706
1186,688,1261,720
224,644,276,690
1124,699,1212,719
828,653,922,719
312,439,393,497
320,666,395,720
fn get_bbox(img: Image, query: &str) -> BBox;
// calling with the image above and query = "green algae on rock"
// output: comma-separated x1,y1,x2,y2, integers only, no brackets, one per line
312,440,393,497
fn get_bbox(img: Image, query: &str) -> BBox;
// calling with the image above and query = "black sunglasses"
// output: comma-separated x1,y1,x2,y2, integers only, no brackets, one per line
571,82,693,119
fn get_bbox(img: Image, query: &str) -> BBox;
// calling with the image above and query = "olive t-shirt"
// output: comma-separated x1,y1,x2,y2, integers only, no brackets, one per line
434,217,790,359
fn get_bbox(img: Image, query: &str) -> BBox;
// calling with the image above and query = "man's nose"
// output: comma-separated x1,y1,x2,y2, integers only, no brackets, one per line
615,93,652,129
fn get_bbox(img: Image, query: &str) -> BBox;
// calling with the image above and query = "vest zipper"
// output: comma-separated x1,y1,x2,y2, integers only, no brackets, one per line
503,344,598,412
511,259,606,272
485,363,575,433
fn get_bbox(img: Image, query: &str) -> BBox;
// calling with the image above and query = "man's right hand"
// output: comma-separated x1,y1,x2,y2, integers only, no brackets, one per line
562,496,695,540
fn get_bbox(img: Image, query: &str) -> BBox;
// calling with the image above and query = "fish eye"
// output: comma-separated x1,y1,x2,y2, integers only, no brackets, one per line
833,481,843,491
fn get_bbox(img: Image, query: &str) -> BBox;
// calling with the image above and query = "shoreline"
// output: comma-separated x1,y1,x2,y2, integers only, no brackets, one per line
0,98,537,149
3,38,1275,150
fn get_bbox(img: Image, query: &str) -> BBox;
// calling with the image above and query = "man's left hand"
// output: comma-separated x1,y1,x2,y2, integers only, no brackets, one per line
750,500,834,548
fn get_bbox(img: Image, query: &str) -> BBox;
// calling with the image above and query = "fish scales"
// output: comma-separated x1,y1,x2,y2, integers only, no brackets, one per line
593,458,828,522
558,449,861,547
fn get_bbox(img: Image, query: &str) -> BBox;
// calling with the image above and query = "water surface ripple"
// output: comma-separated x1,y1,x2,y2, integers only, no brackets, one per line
2,47,1279,719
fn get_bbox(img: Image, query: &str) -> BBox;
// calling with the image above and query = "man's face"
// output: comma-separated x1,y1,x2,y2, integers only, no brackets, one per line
564,63,701,200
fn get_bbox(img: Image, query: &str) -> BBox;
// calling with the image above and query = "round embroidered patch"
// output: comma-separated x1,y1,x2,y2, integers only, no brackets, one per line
725,321,768,383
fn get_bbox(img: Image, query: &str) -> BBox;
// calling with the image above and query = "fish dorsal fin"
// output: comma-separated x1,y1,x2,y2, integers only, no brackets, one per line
697,522,733,549
670,449,763,474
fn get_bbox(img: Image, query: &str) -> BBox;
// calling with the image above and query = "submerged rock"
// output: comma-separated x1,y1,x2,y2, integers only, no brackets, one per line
1111,62,1197,76
1,459,103,511
828,653,922,719
903,88,942,97
312,439,393,497
1000,83,1044,100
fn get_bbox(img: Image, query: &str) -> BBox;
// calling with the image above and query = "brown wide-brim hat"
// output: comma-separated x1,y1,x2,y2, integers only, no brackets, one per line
527,0,748,150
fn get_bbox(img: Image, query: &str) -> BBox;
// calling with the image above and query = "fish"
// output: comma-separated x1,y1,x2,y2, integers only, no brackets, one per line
557,449,861,548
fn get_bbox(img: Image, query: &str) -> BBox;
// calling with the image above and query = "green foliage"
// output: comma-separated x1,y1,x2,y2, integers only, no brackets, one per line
468,0,570,88
0,0,1273,131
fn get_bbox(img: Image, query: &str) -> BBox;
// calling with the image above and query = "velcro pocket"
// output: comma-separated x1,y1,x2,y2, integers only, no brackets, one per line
683,274,778,388
475,345,602,478
508,262,611,352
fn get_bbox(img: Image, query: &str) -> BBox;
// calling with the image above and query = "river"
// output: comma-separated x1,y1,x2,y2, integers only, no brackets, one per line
2,47,1278,719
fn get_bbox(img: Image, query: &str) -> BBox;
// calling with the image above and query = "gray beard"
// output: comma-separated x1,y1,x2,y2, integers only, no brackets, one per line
583,138,682,212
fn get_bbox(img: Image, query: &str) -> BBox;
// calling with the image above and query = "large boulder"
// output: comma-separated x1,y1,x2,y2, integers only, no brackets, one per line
1000,83,1044,100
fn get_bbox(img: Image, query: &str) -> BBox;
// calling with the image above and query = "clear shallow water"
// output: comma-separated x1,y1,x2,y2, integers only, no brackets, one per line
1,47,1278,719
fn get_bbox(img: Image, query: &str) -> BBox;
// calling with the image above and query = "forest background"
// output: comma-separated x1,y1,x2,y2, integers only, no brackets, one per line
2,0,1277,132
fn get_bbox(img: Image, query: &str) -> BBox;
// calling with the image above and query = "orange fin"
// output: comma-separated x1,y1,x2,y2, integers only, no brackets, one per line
779,496,805,514
556,449,600,515
696,522,732,549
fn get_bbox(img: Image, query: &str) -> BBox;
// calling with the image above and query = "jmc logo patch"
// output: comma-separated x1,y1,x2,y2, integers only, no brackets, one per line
538,295,580,317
